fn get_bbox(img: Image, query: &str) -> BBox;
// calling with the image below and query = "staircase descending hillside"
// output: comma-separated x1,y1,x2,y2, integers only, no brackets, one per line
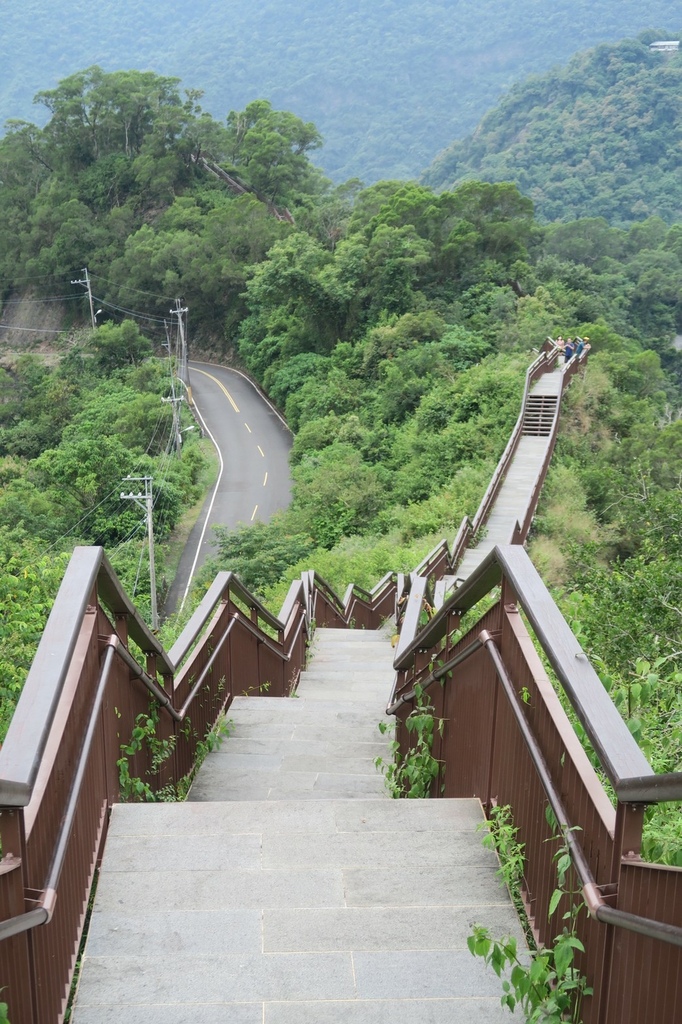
5,342,682,1024
73,629,524,1023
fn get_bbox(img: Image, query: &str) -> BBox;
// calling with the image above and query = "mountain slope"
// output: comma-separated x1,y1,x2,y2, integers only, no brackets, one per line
424,35,682,225
2,2,682,183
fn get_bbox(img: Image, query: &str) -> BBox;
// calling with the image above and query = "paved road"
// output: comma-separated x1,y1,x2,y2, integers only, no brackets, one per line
163,361,292,617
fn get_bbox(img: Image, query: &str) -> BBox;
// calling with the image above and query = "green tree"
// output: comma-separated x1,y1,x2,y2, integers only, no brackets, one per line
224,99,323,204
89,321,153,372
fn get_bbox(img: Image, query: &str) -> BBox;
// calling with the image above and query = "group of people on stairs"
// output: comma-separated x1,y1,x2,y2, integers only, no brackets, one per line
555,335,590,362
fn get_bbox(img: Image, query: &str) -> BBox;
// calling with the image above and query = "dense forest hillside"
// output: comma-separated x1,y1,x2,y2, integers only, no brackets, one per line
0,67,681,862
2,2,682,182
425,35,682,225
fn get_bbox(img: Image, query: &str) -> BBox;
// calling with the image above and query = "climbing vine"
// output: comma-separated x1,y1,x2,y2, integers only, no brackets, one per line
469,805,592,1023
375,682,443,798
117,694,232,802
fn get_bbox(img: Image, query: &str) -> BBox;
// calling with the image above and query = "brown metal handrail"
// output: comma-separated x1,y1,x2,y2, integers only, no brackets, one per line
390,624,682,949
391,545,659,796
0,639,118,941
169,569,288,669
388,549,682,962
481,635,682,948
0,544,317,1022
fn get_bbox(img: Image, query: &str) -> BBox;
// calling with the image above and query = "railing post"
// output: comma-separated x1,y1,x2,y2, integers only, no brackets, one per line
115,612,128,645
612,801,645,872
0,809,36,1024
595,802,644,1024
145,653,157,681
443,609,461,660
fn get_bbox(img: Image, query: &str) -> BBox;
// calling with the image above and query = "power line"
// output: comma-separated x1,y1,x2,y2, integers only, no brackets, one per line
92,294,169,325
40,487,126,554
89,273,175,303
132,534,147,597
0,272,75,286
0,294,83,305
107,515,147,558
0,323,69,333
91,303,168,337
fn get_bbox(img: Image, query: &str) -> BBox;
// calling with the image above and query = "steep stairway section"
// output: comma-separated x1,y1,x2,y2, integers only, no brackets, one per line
190,628,395,801
454,366,562,584
73,629,524,1023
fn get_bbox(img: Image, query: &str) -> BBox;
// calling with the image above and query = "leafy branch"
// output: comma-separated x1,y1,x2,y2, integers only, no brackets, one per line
469,805,592,1023
375,682,443,798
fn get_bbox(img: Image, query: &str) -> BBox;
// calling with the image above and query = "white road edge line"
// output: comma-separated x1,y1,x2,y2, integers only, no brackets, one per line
251,504,258,521
178,397,224,614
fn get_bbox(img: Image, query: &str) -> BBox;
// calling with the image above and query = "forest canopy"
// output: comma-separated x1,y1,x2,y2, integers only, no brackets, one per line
2,2,682,182
425,34,682,226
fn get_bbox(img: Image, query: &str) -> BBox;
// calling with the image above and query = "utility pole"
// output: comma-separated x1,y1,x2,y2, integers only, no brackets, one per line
162,393,184,454
72,267,97,329
120,476,158,629
170,300,189,386
162,319,185,455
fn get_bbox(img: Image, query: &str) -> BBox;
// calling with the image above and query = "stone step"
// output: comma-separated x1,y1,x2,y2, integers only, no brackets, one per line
184,623,395,803
73,799,524,1023
70,525,538,1021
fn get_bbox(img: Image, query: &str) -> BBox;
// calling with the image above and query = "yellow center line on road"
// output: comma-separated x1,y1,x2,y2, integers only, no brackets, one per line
244,422,252,433
257,445,265,457
251,504,258,521
263,472,268,487
192,367,240,412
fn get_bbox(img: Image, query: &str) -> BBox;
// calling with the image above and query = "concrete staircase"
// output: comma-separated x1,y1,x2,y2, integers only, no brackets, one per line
73,629,524,1023
454,367,561,585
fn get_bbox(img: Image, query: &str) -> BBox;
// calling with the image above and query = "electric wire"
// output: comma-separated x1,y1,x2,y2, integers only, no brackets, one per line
132,535,147,597
40,487,127,554
0,324,68,333
1,294,83,305
0,272,75,286
107,515,147,559
91,302,169,338
92,294,169,325
89,273,175,303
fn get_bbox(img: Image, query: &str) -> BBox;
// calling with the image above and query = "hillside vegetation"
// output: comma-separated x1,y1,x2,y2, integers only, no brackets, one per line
0,67,680,863
2,3,682,182
425,34,682,225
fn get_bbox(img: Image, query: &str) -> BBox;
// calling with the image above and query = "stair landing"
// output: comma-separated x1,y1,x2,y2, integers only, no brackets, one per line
73,630,524,1023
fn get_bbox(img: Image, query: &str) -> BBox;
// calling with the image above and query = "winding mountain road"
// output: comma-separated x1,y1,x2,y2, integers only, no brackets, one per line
163,361,292,616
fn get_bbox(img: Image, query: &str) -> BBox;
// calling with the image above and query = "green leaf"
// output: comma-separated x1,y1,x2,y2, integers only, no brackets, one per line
553,938,575,978
548,887,563,918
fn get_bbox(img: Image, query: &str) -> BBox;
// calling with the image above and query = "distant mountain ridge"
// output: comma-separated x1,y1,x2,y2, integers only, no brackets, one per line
2,2,682,183
424,34,682,225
